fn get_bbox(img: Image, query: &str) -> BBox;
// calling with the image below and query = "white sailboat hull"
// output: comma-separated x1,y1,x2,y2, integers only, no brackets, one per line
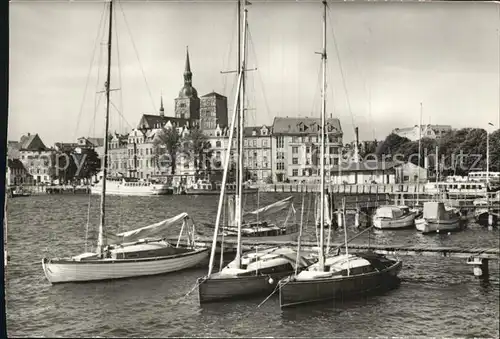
415,218,462,234
42,248,209,284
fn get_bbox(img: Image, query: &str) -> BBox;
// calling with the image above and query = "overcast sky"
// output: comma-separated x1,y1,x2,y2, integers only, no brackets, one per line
9,0,500,146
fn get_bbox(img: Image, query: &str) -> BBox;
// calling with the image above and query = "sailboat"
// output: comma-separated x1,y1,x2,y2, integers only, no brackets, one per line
277,1,402,308
196,1,311,304
203,195,300,241
41,0,208,284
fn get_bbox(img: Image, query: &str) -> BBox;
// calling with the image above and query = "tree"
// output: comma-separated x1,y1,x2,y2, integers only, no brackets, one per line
75,148,101,179
376,134,411,159
56,151,78,184
154,127,182,175
183,128,212,180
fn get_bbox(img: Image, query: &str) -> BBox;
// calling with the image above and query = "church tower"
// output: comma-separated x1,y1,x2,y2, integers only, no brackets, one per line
174,46,200,120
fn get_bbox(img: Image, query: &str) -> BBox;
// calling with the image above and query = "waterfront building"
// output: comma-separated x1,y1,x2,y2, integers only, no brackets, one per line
270,117,343,183
107,133,129,176
6,158,33,186
329,161,397,185
18,133,56,184
243,126,272,182
392,124,452,141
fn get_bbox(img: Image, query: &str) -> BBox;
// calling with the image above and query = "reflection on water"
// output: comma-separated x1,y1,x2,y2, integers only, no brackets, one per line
5,193,500,337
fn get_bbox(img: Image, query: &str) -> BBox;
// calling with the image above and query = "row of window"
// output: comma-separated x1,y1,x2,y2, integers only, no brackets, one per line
291,157,339,165
292,146,339,154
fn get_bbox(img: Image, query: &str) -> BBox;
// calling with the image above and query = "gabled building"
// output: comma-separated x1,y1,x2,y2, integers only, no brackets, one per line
271,117,343,183
18,133,56,184
243,125,272,182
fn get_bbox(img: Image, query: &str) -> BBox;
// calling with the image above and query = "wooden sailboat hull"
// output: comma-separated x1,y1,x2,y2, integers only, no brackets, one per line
278,261,402,308
372,213,415,230
197,271,293,303
415,218,463,234
42,248,209,284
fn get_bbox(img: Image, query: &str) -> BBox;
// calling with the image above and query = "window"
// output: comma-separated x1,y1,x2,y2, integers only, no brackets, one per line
292,169,298,176
263,139,268,147
292,157,298,165
277,152,285,160
146,148,149,155
306,147,310,154
277,136,284,148
292,147,298,154
216,141,221,148
277,162,285,170
292,136,299,143
216,151,221,158
253,140,257,147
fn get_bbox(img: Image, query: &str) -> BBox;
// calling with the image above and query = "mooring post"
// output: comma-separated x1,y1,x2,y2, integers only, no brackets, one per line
355,207,360,228
467,257,490,280
337,209,343,228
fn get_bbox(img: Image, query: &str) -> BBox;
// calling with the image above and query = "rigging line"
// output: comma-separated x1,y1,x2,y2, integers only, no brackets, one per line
327,8,356,134
109,100,135,130
117,0,157,113
310,62,323,117
114,1,124,135
222,4,238,95
74,2,107,141
247,28,272,118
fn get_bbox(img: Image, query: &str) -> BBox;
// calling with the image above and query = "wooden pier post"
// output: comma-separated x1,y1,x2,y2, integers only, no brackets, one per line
354,207,360,228
337,210,343,228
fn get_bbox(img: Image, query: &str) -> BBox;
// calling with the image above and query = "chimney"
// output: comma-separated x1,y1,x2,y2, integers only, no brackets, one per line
27,133,30,136
354,127,359,163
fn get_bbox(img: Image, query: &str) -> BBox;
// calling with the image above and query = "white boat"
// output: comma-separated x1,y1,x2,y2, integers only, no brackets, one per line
90,172,173,196
41,0,208,284
415,201,463,234
196,1,310,304
372,205,416,230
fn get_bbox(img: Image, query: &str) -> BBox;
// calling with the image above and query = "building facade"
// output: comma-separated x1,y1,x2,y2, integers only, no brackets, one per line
392,124,452,141
7,159,33,186
18,133,56,184
243,126,272,182
271,117,343,183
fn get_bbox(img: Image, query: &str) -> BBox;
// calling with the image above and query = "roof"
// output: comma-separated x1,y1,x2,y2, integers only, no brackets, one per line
18,133,47,151
55,142,79,152
87,138,104,147
201,91,226,99
138,114,197,130
330,160,397,172
272,117,342,135
8,158,27,170
243,126,270,137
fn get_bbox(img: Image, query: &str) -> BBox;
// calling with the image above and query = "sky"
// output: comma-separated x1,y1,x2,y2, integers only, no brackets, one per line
8,0,500,146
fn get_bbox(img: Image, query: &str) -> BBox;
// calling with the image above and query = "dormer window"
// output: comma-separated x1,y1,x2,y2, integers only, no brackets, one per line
252,131,257,136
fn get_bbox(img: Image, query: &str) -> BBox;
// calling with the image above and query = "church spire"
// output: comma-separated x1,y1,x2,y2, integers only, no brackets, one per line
184,46,192,86
159,92,164,117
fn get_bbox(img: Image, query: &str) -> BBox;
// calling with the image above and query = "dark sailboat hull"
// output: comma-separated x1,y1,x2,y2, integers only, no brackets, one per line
278,260,402,308
197,270,294,304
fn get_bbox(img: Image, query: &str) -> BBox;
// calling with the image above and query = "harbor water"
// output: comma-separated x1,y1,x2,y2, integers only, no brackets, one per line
5,193,500,337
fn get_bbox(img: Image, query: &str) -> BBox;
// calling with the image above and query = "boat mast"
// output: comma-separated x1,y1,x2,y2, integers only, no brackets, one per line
235,2,248,269
318,0,327,272
97,0,113,255
417,102,422,205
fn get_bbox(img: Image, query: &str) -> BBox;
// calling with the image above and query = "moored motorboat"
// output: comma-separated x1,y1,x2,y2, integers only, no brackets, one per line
473,196,499,226
372,205,416,230
278,252,402,308
415,201,464,234
184,179,258,195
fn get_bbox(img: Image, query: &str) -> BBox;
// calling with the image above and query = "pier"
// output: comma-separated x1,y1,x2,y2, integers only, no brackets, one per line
169,236,499,280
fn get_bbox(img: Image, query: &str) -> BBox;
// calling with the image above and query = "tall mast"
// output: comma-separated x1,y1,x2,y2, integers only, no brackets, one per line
235,0,241,199
417,102,422,204
97,0,113,255
235,3,248,269
318,0,327,272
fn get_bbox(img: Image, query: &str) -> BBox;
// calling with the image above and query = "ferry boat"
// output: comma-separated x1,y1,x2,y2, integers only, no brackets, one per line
183,179,258,195
90,172,173,196
424,181,489,197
